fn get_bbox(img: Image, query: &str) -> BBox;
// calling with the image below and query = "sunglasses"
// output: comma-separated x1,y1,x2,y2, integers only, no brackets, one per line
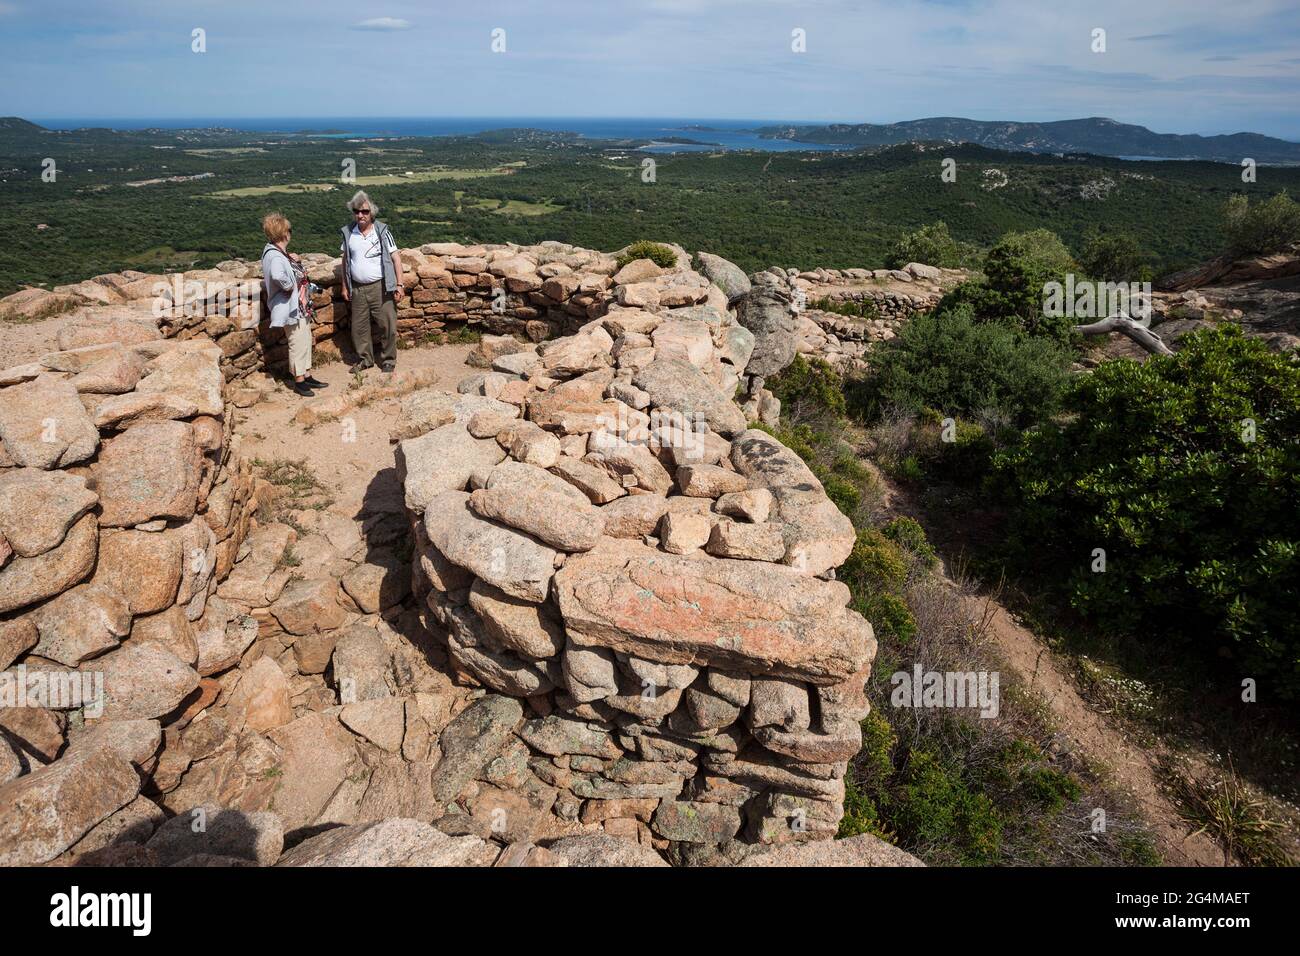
354,209,371,215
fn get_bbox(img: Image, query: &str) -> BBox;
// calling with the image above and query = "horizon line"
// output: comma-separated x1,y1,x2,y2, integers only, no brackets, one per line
18,114,1300,142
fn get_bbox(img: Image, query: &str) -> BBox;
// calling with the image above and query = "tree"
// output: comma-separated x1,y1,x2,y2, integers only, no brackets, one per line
937,229,1078,342
1222,190,1300,257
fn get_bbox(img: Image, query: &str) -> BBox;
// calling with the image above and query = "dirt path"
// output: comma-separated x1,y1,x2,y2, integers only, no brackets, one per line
234,344,475,521
961,592,1226,866
866,460,1227,866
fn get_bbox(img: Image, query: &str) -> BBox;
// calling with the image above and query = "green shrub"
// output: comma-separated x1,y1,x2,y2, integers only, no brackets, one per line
1222,191,1300,258
885,221,980,270
882,516,939,569
891,749,1003,865
767,354,847,417
841,528,909,592
856,590,918,644
811,297,880,319
1077,229,1152,283
616,240,678,269
938,229,1078,341
928,418,999,483
839,712,896,839
857,305,1071,428
993,325,1300,697
1021,766,1083,813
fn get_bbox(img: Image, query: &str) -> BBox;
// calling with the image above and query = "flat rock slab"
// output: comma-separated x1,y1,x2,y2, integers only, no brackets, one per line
554,537,874,684
389,389,516,441
423,491,556,603
429,695,523,805
0,468,98,557
276,818,494,867
0,512,98,614
633,358,746,437
0,374,99,469
95,420,202,527
135,344,225,417
738,833,924,867
729,429,855,576
146,804,284,866
0,740,141,865
399,423,506,514
544,832,668,867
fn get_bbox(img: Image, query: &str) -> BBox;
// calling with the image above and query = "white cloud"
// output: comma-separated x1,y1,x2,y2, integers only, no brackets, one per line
353,17,411,31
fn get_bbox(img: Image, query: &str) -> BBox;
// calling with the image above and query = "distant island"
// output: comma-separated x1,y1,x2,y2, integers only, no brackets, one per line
755,116,1300,164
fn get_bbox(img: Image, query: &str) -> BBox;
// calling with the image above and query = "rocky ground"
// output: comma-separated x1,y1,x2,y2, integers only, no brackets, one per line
0,247,923,868
5,237,1293,869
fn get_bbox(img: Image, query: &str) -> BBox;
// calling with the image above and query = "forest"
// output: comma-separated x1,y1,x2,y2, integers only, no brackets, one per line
3,119,1300,294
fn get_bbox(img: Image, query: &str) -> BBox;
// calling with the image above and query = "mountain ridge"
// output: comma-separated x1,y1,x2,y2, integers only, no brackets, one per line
755,116,1300,164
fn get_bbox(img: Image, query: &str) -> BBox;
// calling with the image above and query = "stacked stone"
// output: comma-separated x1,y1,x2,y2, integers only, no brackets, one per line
812,287,939,319
400,254,877,864
0,329,257,864
0,252,963,394
398,241,620,342
795,310,892,374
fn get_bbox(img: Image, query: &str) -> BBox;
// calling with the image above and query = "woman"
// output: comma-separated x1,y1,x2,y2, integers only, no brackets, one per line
261,212,326,397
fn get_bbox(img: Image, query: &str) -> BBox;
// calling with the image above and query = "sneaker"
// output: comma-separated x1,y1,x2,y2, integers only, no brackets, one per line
349,361,373,374
290,381,314,398
303,375,327,388
380,363,396,374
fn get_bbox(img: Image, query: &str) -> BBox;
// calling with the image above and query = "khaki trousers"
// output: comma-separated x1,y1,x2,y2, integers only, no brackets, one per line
350,280,397,367
286,316,313,377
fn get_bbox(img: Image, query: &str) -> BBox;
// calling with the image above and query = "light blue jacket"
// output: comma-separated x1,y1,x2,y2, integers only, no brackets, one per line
261,243,301,328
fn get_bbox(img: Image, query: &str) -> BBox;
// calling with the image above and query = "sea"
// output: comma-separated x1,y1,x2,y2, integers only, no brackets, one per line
31,117,850,153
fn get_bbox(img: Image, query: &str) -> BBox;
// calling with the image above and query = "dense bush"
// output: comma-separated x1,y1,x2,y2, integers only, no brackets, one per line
1077,229,1152,283
855,304,1072,428
993,325,1300,697
1222,191,1300,257
766,354,847,417
939,229,1078,341
882,516,940,568
616,240,678,269
885,221,980,270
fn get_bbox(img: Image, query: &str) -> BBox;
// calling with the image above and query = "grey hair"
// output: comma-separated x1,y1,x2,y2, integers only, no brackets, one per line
348,190,377,216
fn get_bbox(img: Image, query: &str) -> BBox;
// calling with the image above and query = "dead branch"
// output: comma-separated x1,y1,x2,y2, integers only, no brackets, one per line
1073,313,1175,357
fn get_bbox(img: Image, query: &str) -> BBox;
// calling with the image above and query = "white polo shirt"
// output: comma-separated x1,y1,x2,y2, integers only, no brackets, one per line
347,225,384,284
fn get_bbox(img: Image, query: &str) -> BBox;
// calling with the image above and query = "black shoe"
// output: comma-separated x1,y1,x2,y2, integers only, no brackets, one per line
291,381,314,398
349,361,374,374
380,363,395,374
303,375,327,388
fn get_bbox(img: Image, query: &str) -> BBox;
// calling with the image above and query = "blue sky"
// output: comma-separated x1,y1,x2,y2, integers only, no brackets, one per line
2,0,1298,139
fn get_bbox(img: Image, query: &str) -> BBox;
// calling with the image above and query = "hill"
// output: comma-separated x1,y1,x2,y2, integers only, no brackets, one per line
756,116,1300,164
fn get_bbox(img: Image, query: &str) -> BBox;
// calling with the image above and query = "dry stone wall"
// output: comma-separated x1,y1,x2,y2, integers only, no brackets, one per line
0,330,258,864
1,248,960,391
1,242,640,385
0,244,922,868
401,253,880,863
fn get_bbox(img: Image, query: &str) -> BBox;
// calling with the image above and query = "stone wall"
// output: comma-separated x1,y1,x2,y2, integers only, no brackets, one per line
2,249,962,391
0,332,258,864
398,253,879,864
157,241,629,380
2,242,637,385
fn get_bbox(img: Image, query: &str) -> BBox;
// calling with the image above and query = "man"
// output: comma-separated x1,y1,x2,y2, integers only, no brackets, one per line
340,190,405,373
